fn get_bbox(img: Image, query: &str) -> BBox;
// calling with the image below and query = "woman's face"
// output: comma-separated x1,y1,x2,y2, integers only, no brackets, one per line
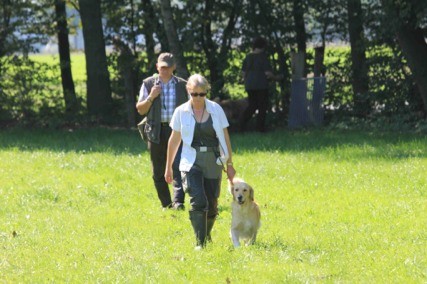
187,86,207,103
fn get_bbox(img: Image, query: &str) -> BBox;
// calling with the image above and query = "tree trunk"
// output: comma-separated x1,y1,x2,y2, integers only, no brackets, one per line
256,0,291,116
217,0,240,98
291,51,305,79
293,0,307,76
347,0,369,117
0,0,12,57
201,0,219,96
201,0,240,99
396,26,427,114
55,0,78,116
140,0,164,74
314,45,325,77
274,45,290,116
113,38,137,128
78,0,112,119
159,0,189,79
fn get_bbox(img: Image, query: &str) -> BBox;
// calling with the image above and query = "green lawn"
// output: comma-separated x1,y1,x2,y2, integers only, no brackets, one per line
0,128,426,282
31,52,87,82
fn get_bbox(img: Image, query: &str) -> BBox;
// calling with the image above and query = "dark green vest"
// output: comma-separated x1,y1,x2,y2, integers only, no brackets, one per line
143,75,188,144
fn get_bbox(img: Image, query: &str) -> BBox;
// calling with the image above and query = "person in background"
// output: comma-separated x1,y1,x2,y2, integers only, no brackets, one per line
136,53,187,210
239,36,282,132
165,74,236,249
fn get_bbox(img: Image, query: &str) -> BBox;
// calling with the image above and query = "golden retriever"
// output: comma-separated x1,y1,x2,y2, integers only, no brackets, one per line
229,178,261,247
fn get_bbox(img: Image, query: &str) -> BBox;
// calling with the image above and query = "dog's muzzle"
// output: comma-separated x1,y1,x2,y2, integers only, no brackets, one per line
237,195,244,204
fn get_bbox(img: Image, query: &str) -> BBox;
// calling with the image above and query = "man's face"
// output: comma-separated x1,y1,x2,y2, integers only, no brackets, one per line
157,64,175,79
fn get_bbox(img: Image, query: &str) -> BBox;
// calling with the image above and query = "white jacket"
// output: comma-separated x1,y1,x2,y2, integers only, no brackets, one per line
170,99,230,172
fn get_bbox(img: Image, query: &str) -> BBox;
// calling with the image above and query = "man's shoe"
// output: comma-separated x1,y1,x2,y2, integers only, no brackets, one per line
162,203,173,211
172,202,185,210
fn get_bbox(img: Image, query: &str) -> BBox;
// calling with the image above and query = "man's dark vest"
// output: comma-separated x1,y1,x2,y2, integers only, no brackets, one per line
143,75,187,144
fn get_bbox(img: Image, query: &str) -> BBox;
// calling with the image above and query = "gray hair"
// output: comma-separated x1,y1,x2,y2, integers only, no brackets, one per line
186,74,211,92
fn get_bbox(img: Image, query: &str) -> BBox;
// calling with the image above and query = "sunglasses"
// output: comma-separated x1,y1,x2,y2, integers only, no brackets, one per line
190,92,207,97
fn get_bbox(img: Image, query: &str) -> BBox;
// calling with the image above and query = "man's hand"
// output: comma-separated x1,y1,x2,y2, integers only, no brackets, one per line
150,84,162,99
165,167,173,184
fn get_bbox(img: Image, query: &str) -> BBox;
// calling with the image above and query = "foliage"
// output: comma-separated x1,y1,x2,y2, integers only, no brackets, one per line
0,56,67,127
223,50,247,99
306,0,347,45
380,0,427,30
367,45,422,115
0,0,53,56
1,0,426,127
1,47,424,130
322,47,353,112
322,46,424,124
0,128,426,282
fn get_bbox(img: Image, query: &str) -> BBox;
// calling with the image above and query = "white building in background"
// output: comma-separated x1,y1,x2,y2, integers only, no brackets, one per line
41,6,84,53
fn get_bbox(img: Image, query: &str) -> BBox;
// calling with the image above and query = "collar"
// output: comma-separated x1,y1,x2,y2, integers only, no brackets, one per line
160,75,178,85
183,99,215,114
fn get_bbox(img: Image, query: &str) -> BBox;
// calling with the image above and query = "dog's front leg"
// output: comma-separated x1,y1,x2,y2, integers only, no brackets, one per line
231,229,241,247
247,232,257,246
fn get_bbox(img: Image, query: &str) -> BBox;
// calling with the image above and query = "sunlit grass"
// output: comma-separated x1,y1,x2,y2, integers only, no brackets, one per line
30,53,87,101
31,52,86,82
0,128,426,282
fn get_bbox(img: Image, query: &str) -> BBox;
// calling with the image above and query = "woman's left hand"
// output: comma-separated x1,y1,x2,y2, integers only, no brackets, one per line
226,165,236,182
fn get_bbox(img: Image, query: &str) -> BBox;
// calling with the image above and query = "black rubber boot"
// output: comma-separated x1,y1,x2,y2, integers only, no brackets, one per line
206,217,216,243
189,211,207,249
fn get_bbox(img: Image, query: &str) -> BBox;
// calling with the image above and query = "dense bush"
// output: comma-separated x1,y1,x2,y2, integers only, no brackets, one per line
323,47,424,126
0,56,68,127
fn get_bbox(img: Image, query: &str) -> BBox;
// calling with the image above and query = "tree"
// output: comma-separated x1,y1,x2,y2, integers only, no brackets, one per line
55,0,78,115
254,0,293,113
293,0,308,76
0,1,51,57
159,0,190,79
381,0,427,115
347,0,370,116
0,0,12,57
102,0,141,127
112,37,138,127
140,0,167,73
199,0,242,98
309,0,346,77
78,0,112,119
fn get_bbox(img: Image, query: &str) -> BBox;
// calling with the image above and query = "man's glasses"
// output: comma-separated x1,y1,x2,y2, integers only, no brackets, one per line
190,92,207,97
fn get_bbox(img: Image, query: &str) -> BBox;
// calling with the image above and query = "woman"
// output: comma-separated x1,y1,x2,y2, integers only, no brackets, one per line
165,74,236,249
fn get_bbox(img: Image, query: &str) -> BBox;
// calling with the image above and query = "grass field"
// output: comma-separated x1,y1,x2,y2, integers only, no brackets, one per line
31,52,87,82
0,128,426,282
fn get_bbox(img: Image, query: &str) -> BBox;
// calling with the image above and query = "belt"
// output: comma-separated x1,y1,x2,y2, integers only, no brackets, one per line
160,122,170,126
194,146,219,152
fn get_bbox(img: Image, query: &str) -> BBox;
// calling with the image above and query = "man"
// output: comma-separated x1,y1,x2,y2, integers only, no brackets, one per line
136,53,187,210
239,37,282,132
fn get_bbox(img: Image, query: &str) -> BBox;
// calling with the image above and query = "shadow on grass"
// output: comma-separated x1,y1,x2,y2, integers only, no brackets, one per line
0,127,426,159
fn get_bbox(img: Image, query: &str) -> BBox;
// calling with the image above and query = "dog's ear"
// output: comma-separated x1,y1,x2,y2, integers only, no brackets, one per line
232,186,237,201
249,185,254,201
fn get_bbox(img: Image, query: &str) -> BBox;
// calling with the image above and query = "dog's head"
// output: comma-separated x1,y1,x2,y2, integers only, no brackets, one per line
230,178,254,205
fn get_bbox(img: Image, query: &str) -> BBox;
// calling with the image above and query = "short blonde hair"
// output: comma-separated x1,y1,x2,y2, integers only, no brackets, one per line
186,74,211,92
